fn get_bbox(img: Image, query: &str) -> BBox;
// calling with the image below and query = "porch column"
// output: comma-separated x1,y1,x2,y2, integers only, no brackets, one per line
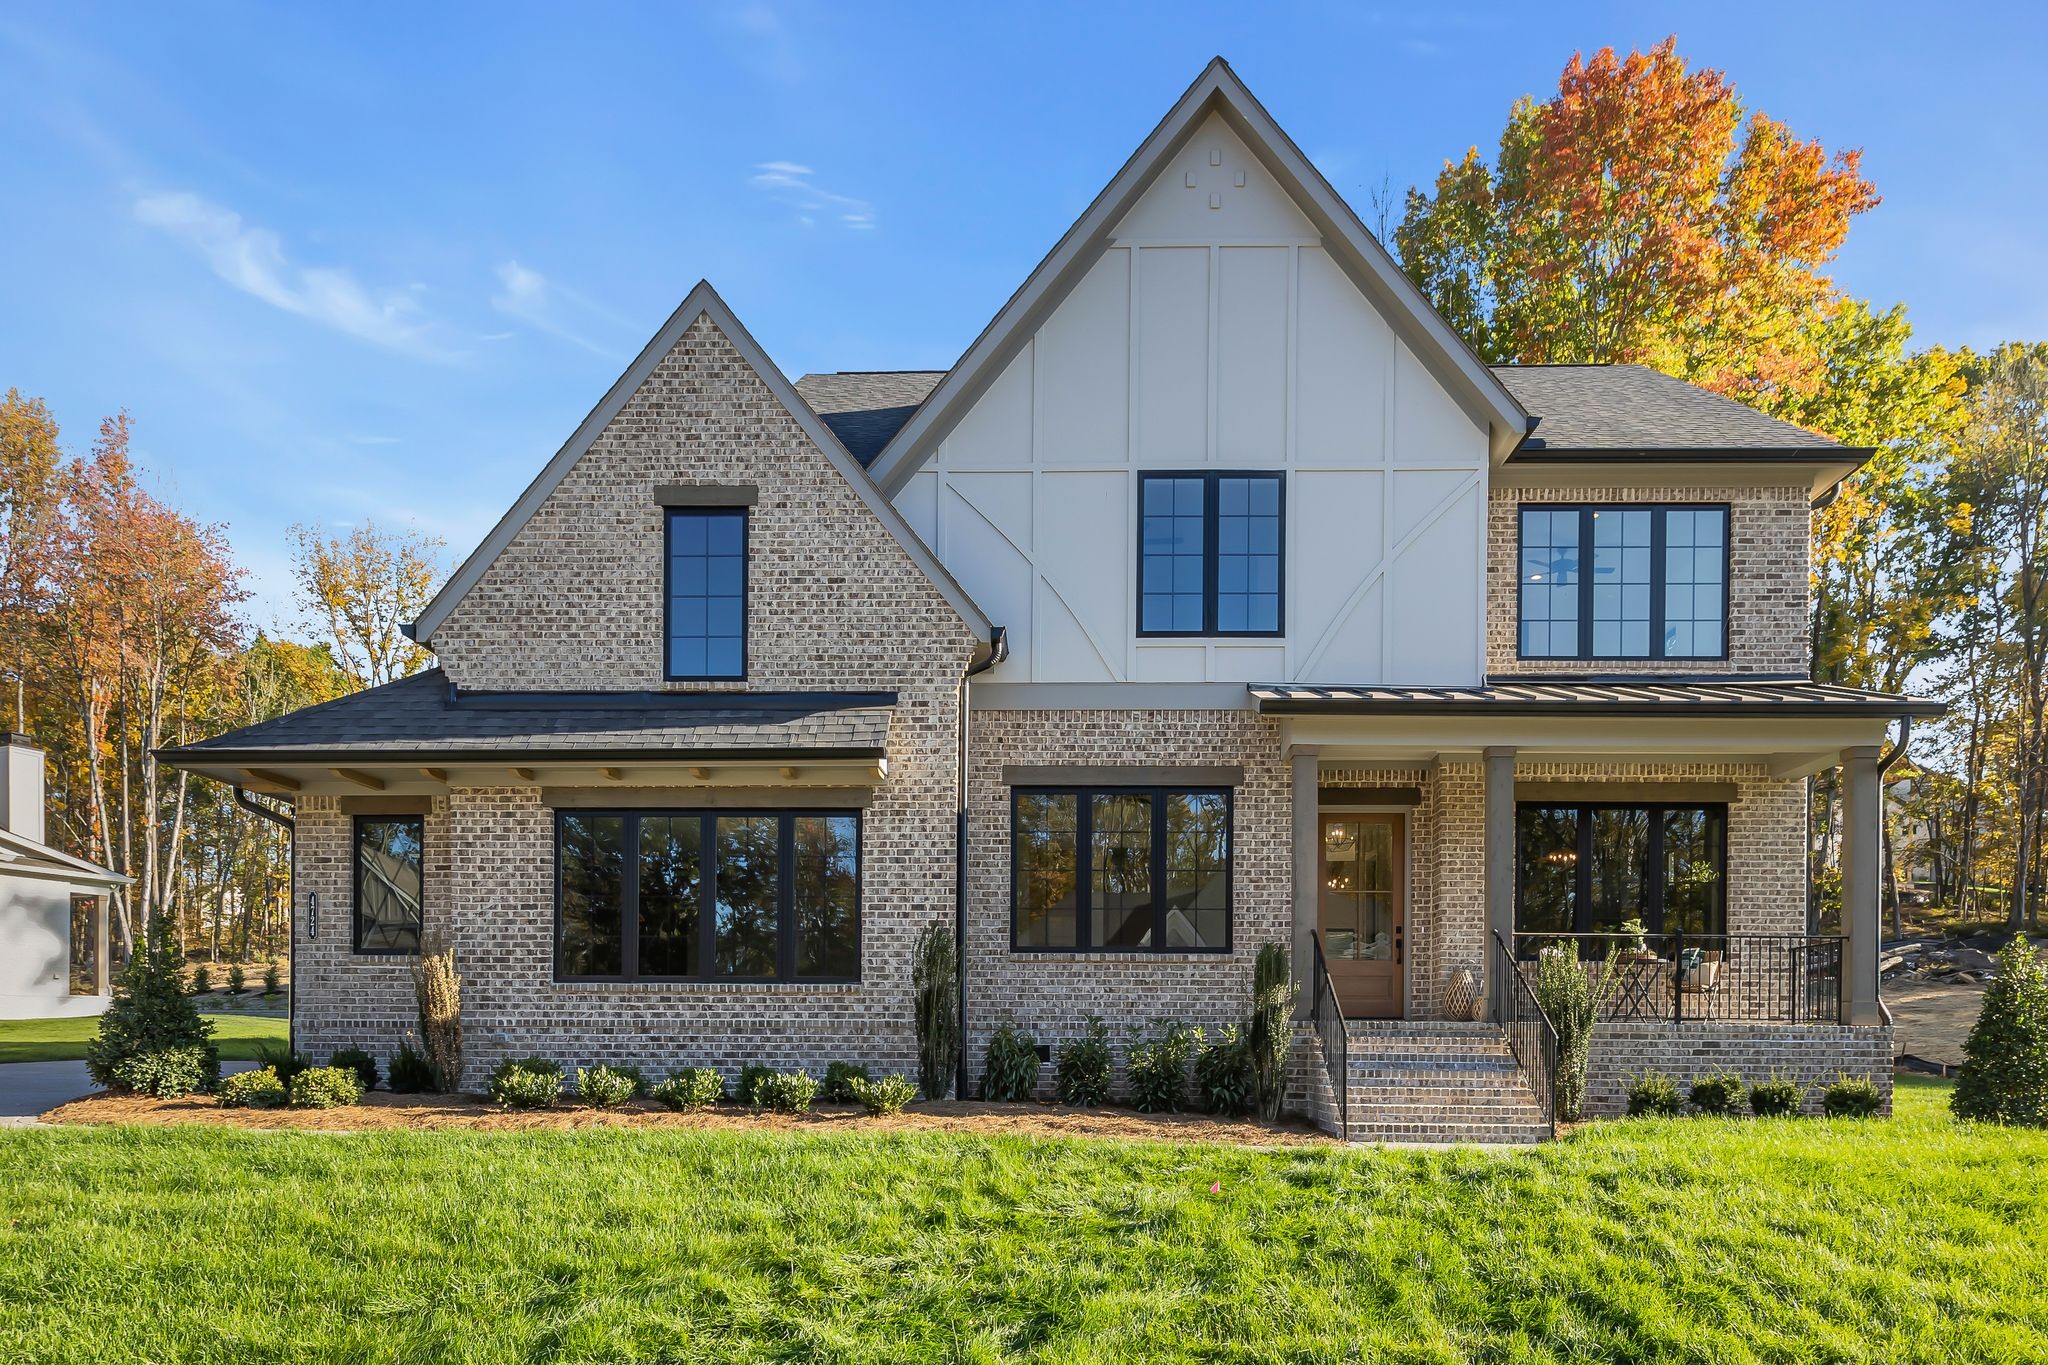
1483,746,1516,1020
1291,747,1320,1019
1839,745,1883,1025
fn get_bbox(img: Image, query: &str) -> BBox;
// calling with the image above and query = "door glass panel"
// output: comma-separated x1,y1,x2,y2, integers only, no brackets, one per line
1090,794,1154,948
1323,818,1394,961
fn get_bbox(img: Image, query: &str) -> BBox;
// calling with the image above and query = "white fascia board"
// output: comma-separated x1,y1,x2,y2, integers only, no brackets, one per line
867,57,1529,496
411,281,994,647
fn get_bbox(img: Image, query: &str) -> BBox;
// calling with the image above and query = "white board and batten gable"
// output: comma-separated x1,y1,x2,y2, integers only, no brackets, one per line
876,62,1524,691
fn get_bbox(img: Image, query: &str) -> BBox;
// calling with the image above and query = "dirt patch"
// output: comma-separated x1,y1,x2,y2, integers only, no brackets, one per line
1887,980,1987,1069
40,1090,1334,1147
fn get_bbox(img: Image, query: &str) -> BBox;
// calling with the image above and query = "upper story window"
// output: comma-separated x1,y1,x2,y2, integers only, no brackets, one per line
354,814,423,955
1138,472,1284,637
1517,504,1728,661
666,508,747,680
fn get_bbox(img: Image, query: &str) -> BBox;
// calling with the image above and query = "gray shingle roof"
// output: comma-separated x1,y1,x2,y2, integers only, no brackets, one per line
161,670,896,762
1491,364,1843,454
794,371,944,466
1252,678,1943,717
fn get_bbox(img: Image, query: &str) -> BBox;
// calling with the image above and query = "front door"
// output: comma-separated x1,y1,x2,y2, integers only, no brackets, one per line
1318,813,1405,1018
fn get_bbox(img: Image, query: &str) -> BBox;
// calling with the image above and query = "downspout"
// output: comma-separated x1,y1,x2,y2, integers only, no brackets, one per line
234,787,297,1055
1877,714,1913,944
956,626,1007,1101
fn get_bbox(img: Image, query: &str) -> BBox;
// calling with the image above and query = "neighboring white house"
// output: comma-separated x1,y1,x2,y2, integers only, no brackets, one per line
0,733,127,1019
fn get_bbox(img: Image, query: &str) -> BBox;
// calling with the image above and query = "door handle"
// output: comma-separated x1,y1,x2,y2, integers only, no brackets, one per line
1394,923,1404,966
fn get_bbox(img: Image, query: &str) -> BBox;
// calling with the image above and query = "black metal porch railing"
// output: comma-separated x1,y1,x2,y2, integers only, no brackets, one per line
1513,932,1845,1025
1492,930,1558,1137
1308,931,1347,1134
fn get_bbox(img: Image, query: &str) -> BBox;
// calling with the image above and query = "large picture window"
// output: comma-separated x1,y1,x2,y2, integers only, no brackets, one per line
1138,472,1284,637
354,815,424,955
1011,787,1231,952
1517,504,1728,660
666,508,747,680
1515,802,1726,937
556,809,859,982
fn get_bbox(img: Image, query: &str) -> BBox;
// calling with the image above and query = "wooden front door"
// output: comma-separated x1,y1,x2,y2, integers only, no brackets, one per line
1318,813,1405,1018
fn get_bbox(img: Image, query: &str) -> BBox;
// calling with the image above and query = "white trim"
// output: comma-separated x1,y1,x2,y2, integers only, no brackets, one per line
410,280,995,645
0,826,128,887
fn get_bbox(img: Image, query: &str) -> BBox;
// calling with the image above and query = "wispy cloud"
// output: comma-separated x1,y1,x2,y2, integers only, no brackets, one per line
133,189,457,361
490,259,630,357
748,161,875,231
720,2,802,83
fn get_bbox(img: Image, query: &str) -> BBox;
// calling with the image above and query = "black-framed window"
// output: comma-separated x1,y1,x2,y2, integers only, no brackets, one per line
665,508,747,680
354,815,424,955
1011,787,1231,952
555,809,859,982
1138,472,1283,636
1514,802,1726,937
1517,504,1728,660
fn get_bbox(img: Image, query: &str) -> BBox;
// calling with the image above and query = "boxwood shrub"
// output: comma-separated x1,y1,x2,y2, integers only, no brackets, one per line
1688,1070,1748,1117
651,1068,725,1111
1748,1074,1805,1118
1823,1074,1884,1118
822,1061,871,1104
490,1056,563,1110
735,1064,774,1107
110,1047,217,1099
329,1048,379,1092
848,1074,916,1116
576,1064,638,1110
754,1071,817,1114
217,1066,287,1109
1624,1071,1683,1117
288,1066,363,1110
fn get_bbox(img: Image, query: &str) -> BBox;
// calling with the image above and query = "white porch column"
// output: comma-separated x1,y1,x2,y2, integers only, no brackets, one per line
1483,746,1516,1019
1291,747,1320,1018
1839,745,1883,1025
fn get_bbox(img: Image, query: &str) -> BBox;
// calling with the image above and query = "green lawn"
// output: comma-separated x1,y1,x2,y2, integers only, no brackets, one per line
0,1077,2042,1363
0,1011,287,1063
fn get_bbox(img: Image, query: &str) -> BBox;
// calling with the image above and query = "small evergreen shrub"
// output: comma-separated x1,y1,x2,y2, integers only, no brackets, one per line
651,1068,725,1110
490,1057,563,1110
1055,1016,1113,1107
848,1074,917,1115
252,1042,310,1089
289,1066,363,1109
1194,1025,1256,1117
190,965,211,996
1536,939,1624,1123
1688,1071,1748,1117
111,1047,216,1098
822,1061,871,1103
86,913,218,1093
1127,1020,1200,1114
576,1064,638,1109
736,1064,774,1107
329,1048,379,1092
912,921,960,1099
605,1063,648,1097
1823,1074,1884,1118
218,1067,287,1109
1749,1074,1805,1118
263,960,282,997
982,1022,1040,1102
755,1071,818,1114
226,964,246,996
1952,935,2048,1127
1625,1071,1683,1117
1248,942,1294,1122
387,1041,435,1093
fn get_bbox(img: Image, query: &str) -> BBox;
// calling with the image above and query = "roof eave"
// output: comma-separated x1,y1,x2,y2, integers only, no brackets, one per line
158,744,889,770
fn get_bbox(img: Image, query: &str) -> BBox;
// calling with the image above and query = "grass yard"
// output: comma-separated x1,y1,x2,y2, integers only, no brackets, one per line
0,1011,287,1064
1,1077,2043,1363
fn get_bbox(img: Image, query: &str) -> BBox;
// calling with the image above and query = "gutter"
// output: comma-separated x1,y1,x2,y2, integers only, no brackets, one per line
956,626,1008,1100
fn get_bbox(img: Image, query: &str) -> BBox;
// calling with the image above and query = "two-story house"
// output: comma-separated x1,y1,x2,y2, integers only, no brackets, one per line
164,61,1935,1140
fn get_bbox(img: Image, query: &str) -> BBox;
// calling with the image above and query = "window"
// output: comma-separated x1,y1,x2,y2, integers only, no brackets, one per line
354,815,424,954
1010,787,1231,952
1517,505,1727,660
555,810,860,981
666,508,747,680
1138,472,1283,636
1515,803,1726,937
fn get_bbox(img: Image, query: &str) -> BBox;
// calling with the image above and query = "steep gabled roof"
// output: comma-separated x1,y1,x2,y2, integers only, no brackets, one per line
863,57,1531,494
1495,365,1851,455
794,372,945,467
409,281,993,646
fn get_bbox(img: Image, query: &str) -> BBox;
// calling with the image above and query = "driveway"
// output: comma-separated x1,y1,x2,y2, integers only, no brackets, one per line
0,1060,254,1125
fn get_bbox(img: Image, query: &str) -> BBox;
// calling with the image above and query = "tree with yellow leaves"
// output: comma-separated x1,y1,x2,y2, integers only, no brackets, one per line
287,521,445,690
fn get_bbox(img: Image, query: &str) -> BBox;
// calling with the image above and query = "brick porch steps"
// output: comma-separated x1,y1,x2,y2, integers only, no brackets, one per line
1337,1022,1551,1145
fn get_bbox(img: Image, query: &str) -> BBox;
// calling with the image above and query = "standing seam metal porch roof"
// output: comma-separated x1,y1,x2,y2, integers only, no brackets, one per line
1251,678,1945,718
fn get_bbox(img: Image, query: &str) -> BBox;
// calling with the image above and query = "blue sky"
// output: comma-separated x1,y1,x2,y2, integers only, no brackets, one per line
3,2,2043,625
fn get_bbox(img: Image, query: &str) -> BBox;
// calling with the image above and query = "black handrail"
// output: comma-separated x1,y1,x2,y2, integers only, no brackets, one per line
1493,929,1559,1138
1512,932,1844,1025
1308,931,1347,1135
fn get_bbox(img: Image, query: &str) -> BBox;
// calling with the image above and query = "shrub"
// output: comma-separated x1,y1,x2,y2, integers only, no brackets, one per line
755,1071,818,1114
651,1068,725,1111
576,1064,638,1110
1952,935,2048,1127
1688,1071,1748,1117
1055,1016,1114,1107
1127,1020,1200,1114
226,964,246,996
1749,1074,1805,1118
329,1048,379,1092
1823,1074,1884,1118
412,943,463,1093
289,1066,363,1109
190,965,211,996
1248,942,1294,1122
822,1061,871,1104
489,1056,563,1110
263,960,282,997
110,1047,216,1098
86,913,218,1093
387,1041,435,1094
982,1022,1040,1102
736,1064,774,1107
912,921,959,1099
605,1063,648,1097
848,1074,917,1116
1625,1071,1683,1117
1194,1025,1256,1117
1535,939,1623,1123
252,1042,310,1089
218,1067,287,1109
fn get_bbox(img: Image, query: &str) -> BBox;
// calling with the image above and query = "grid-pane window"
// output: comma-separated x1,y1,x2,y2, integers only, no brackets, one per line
1517,505,1728,660
1011,788,1231,953
1140,477,1206,633
666,508,746,679
1514,802,1725,937
1518,509,1582,658
1215,477,1281,633
1590,509,1652,657
1138,472,1283,636
354,815,423,954
1663,508,1727,658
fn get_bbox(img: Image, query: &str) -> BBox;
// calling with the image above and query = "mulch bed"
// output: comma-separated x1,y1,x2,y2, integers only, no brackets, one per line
40,1090,1334,1146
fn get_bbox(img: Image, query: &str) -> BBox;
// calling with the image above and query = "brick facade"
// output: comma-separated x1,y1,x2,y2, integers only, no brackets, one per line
1584,1021,1893,1118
